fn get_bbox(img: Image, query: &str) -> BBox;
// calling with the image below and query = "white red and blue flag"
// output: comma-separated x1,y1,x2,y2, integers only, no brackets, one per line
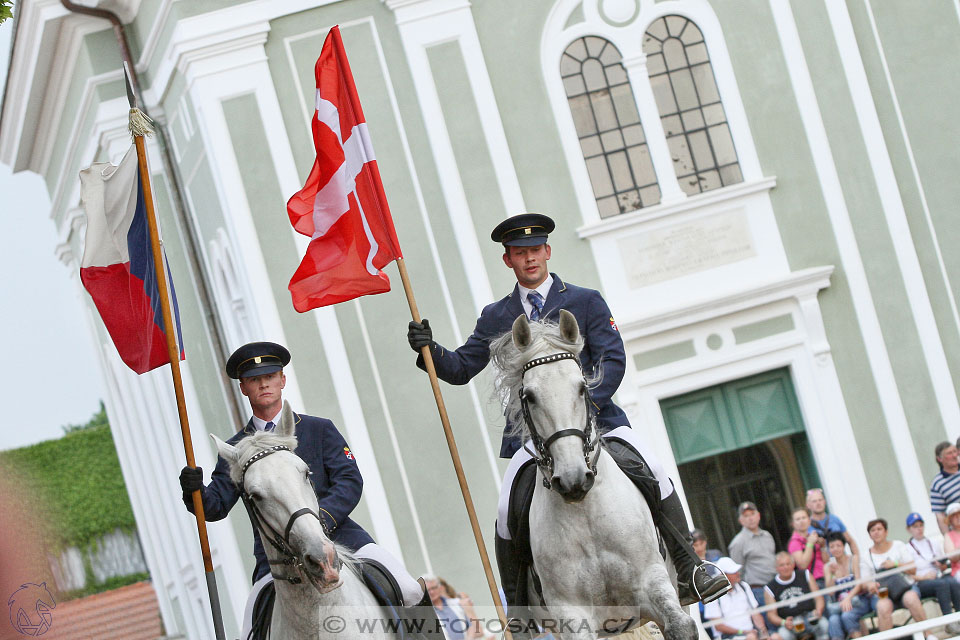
286,25,402,311
79,146,184,374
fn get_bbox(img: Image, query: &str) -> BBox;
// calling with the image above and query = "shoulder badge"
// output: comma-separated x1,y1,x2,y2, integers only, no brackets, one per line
343,446,355,460
610,317,618,332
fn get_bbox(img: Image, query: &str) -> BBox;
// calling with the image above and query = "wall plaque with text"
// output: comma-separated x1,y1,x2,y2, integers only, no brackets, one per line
619,209,756,288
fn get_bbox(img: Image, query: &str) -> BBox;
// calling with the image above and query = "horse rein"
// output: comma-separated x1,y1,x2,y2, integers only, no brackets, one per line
238,445,335,584
519,352,600,490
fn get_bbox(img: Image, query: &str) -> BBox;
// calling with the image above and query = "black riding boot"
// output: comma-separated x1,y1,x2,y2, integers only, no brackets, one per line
398,588,446,639
660,490,731,605
496,532,538,639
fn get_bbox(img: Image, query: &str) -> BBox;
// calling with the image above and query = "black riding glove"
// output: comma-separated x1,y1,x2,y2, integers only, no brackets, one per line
407,319,434,352
179,466,204,494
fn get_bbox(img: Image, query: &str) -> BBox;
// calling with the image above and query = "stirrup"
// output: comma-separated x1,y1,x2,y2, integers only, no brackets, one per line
691,561,731,604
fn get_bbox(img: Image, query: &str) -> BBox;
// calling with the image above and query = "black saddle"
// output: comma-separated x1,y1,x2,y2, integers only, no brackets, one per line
359,558,405,610
247,580,275,640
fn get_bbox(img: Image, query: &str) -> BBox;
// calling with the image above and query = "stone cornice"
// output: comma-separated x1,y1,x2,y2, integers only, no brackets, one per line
617,265,835,341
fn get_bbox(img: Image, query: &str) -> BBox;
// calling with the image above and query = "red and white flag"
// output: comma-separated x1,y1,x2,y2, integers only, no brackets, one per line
287,25,403,312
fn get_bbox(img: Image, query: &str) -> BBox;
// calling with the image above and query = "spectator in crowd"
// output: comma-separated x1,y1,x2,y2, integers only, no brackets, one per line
729,502,778,608
704,557,778,640
693,528,722,563
942,503,960,579
788,507,829,585
930,441,960,534
905,512,960,634
805,489,860,559
943,502,960,580
823,532,871,640
426,575,484,640
860,519,928,630
764,552,828,640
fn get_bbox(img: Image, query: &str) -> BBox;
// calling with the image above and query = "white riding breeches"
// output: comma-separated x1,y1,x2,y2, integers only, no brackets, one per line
354,542,424,607
495,425,673,539
239,542,424,639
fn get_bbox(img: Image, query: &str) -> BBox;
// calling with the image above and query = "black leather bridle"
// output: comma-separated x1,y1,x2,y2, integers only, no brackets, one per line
519,352,600,490
238,445,333,584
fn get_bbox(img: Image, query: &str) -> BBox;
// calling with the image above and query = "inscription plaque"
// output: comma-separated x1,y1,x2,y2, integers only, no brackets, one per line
619,209,756,288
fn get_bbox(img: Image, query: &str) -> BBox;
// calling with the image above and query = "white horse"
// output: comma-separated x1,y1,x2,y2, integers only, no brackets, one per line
211,402,397,640
490,311,699,640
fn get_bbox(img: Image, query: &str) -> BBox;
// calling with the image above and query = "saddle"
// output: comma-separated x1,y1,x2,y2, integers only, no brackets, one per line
505,437,665,608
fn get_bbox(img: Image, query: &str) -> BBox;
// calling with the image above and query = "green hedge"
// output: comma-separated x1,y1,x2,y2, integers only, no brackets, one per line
0,409,137,551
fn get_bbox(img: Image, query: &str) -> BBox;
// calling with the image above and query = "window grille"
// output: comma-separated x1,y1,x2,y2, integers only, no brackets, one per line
561,36,661,217
643,16,742,195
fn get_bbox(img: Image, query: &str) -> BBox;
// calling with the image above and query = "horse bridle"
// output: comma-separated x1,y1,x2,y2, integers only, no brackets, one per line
238,445,335,584
519,352,600,490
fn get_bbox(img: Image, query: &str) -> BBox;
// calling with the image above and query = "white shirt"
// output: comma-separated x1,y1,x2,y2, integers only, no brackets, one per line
908,536,943,580
704,581,758,633
251,409,282,431
861,540,915,583
518,274,554,319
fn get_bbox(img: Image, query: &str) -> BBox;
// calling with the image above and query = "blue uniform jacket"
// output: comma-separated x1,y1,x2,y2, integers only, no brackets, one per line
183,412,374,583
416,274,630,457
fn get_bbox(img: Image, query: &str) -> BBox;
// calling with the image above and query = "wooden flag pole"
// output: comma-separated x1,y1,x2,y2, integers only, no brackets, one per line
124,64,227,640
394,257,512,636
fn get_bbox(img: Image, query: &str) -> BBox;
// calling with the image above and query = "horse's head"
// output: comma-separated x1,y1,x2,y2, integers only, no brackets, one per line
493,309,598,502
211,401,343,593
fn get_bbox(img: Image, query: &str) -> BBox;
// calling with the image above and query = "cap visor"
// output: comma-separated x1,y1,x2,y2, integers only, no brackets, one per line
504,236,548,247
238,364,283,379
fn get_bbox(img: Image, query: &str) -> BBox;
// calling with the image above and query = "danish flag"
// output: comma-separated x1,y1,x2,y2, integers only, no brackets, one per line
287,26,402,312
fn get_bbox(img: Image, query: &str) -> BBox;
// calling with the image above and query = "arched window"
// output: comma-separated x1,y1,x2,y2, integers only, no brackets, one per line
562,36,661,218
643,16,742,195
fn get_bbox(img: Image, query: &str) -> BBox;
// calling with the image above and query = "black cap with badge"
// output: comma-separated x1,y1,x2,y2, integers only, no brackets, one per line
225,341,291,379
491,213,556,247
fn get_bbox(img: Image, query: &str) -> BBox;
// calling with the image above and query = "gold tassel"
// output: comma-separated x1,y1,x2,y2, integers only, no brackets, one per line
128,108,155,138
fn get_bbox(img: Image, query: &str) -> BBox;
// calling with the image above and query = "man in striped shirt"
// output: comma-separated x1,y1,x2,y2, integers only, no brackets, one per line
930,441,960,533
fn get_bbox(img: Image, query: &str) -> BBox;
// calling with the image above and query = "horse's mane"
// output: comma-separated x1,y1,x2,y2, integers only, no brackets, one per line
489,318,593,442
226,430,300,486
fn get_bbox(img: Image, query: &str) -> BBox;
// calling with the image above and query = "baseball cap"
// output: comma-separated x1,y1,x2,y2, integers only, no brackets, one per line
715,557,741,574
947,503,960,517
738,501,758,514
905,512,923,526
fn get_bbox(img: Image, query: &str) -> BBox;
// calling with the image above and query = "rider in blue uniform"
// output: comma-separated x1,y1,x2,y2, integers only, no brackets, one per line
407,213,730,610
179,342,438,637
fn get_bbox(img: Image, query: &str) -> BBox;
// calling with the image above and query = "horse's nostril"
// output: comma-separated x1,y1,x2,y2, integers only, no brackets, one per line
304,553,323,570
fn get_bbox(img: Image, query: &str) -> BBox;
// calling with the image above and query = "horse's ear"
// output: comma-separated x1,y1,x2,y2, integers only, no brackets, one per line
210,434,240,465
512,314,532,350
559,309,580,343
276,400,295,437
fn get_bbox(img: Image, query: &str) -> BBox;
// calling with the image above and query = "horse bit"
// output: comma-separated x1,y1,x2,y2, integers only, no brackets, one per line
519,352,601,490
238,445,338,584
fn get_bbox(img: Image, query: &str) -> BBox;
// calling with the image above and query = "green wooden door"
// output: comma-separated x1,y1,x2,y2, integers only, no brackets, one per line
661,367,806,464
660,368,822,551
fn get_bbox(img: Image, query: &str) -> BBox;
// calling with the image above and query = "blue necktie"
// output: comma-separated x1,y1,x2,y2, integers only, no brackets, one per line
527,291,545,321
265,421,275,432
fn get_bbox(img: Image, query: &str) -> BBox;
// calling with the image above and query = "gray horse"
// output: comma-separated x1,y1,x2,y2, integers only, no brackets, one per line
212,403,397,640
490,310,699,640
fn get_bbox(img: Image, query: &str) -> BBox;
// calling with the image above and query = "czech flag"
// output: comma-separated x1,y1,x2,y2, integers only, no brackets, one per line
286,25,403,312
79,146,184,374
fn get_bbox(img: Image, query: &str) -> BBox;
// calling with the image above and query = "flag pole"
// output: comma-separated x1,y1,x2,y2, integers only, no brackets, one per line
393,257,511,634
123,63,227,640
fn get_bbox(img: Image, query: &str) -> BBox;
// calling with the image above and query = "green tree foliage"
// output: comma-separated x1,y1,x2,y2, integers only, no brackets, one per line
0,405,137,551
0,1,12,25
